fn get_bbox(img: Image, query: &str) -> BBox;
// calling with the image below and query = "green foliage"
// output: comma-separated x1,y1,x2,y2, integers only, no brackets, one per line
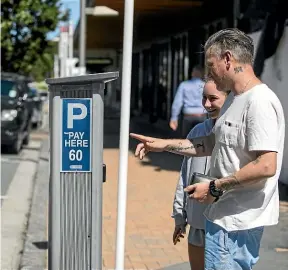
30,40,57,81
33,81,49,91
1,0,69,79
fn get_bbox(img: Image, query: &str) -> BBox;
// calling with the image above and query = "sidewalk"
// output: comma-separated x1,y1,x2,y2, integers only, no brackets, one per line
102,114,187,270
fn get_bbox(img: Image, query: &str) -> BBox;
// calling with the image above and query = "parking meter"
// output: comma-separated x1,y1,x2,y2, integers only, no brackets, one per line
46,72,119,270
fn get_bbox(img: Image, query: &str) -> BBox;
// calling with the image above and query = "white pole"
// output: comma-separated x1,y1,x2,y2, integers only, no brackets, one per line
115,0,134,269
59,27,68,77
79,0,86,75
59,30,64,77
54,54,59,78
68,20,74,76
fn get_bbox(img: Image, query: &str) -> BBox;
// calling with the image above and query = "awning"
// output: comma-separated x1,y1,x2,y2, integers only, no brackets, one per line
74,0,204,50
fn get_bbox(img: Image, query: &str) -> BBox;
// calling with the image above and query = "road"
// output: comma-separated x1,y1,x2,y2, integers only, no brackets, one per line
1,102,49,203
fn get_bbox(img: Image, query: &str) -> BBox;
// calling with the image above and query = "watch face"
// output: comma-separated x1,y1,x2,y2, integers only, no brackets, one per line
211,189,222,197
209,181,223,197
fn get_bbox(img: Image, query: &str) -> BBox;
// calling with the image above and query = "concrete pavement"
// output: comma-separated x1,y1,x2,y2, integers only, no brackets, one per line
1,153,21,198
1,140,42,270
19,137,49,270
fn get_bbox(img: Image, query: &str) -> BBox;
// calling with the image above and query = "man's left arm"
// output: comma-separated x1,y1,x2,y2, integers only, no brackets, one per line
186,151,277,202
216,151,277,191
217,98,279,191
185,97,280,202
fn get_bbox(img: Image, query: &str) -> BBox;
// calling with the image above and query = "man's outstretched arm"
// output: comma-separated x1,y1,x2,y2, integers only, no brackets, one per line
165,133,215,157
130,133,215,159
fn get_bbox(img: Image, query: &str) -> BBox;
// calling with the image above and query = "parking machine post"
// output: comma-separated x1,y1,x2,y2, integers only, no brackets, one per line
46,72,119,270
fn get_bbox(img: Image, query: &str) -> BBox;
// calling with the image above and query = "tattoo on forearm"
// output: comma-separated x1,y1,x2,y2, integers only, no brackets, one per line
166,141,195,152
166,139,206,153
219,175,241,191
252,155,262,165
234,66,243,74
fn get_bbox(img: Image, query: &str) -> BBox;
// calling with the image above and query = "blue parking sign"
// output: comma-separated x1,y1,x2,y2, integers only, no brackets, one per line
61,99,92,172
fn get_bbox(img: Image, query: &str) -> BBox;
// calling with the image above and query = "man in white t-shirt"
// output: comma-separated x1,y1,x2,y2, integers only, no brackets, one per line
130,28,285,270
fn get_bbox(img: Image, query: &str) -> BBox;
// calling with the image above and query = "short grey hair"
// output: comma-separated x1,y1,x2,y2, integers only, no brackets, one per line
204,28,254,64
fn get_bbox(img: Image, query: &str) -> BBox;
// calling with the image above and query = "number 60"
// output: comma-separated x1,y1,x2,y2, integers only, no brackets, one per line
69,149,82,161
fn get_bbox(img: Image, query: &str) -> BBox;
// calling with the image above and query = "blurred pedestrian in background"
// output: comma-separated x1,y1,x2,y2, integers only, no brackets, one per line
169,65,206,137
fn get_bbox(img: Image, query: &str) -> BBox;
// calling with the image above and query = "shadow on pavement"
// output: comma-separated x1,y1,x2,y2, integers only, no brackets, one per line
1,145,16,154
32,241,48,250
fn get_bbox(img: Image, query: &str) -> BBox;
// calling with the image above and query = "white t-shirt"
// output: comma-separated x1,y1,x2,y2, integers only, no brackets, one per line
204,84,285,231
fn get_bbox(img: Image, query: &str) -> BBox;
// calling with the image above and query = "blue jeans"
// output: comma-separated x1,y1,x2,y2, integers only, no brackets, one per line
205,220,264,270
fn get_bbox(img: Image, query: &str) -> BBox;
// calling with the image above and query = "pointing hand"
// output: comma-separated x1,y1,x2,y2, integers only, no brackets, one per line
130,133,168,160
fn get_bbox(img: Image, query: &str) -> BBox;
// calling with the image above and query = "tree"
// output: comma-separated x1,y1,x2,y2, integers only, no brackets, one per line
1,0,69,78
30,43,55,81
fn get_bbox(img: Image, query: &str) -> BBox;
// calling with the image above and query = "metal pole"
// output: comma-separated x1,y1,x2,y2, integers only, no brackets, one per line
59,30,64,77
68,20,74,76
63,29,68,77
54,55,59,78
79,0,86,75
59,27,69,77
115,0,134,269
69,20,73,60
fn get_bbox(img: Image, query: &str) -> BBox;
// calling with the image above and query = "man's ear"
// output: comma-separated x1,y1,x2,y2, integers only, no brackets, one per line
223,50,232,71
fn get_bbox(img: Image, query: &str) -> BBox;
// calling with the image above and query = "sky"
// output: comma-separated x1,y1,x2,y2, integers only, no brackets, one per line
47,0,80,40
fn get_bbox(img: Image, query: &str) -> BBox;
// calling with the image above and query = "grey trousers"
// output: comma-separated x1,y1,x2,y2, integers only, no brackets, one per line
182,114,207,138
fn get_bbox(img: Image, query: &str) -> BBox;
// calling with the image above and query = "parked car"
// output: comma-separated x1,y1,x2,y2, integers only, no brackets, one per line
1,73,32,153
39,91,48,101
28,87,44,128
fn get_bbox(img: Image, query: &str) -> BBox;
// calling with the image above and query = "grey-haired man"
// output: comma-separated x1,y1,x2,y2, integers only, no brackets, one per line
130,28,285,270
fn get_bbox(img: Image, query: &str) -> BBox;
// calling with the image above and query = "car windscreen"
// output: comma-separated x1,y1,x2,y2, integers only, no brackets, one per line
1,80,18,98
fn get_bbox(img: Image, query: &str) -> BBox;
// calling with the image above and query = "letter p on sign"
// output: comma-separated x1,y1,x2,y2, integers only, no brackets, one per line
67,103,87,129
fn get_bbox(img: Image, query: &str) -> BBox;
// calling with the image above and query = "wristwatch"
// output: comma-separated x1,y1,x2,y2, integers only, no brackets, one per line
209,180,223,198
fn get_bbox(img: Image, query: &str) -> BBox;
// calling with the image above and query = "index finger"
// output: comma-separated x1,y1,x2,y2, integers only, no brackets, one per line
130,133,153,143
